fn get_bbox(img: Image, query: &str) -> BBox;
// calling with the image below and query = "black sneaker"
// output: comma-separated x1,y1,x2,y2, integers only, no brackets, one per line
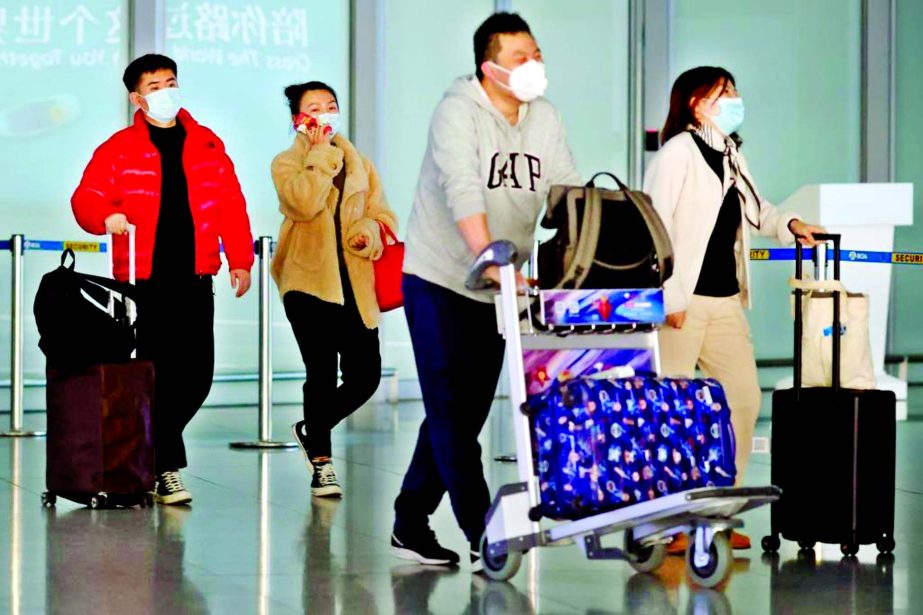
311,461,343,498
154,471,192,505
391,527,460,566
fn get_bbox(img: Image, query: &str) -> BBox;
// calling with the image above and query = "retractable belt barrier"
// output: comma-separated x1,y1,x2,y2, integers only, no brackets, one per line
750,247,923,266
1,234,397,449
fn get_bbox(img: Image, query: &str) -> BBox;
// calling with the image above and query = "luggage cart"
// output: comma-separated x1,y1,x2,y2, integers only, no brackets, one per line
467,241,779,588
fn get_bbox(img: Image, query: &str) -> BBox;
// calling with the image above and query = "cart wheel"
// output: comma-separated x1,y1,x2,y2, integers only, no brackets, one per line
41,492,56,509
876,536,895,555
625,529,667,574
686,532,731,589
479,533,523,581
89,494,107,510
798,540,816,551
840,542,860,557
761,535,780,553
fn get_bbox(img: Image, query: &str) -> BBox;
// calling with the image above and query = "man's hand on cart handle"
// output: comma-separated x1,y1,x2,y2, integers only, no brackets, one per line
485,266,533,292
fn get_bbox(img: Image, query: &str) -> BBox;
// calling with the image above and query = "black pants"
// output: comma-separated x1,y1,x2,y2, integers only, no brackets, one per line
283,291,381,459
136,276,215,473
394,275,505,544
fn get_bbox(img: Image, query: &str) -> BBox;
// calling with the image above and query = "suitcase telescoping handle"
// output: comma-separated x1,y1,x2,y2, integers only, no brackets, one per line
794,233,841,394
107,224,137,324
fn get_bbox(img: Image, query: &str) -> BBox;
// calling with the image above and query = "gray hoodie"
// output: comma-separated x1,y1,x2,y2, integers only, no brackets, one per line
403,76,581,302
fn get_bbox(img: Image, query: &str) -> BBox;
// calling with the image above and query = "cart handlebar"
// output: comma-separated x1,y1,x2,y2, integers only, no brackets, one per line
465,240,520,291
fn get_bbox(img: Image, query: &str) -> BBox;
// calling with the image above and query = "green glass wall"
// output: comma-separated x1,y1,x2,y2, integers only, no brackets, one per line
893,0,923,370
671,0,862,360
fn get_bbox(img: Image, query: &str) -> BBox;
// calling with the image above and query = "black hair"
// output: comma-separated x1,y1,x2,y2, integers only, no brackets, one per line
661,66,741,146
473,12,533,81
122,54,178,92
283,81,339,116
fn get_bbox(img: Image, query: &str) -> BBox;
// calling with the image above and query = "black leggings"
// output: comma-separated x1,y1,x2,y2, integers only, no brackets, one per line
283,291,381,459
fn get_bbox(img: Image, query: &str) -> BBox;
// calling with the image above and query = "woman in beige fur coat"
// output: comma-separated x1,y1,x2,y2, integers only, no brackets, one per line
271,81,397,497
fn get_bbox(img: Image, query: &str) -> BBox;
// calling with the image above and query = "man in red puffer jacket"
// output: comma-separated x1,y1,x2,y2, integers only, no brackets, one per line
72,54,254,505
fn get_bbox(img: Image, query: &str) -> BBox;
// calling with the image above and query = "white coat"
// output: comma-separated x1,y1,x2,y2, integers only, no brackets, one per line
642,132,800,314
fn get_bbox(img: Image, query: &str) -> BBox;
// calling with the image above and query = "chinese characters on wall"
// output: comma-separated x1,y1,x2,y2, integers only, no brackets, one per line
167,3,313,72
0,4,124,69
0,3,315,71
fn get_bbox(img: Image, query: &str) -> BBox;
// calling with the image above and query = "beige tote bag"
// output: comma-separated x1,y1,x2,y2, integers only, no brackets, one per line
789,278,876,390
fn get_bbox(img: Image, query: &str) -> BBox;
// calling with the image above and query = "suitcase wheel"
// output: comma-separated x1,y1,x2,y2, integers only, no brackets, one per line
876,536,895,555
142,494,155,508
41,492,56,509
89,494,108,510
761,535,780,553
840,542,860,557
798,540,816,551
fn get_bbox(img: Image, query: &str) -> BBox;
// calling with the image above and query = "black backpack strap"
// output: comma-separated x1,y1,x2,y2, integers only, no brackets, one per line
61,249,76,270
77,272,142,301
57,247,139,298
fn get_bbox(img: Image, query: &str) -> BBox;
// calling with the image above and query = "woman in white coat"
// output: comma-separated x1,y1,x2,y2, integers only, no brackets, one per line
643,66,823,552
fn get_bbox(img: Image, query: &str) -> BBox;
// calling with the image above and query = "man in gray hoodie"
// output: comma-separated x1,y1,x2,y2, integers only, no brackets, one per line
391,12,581,571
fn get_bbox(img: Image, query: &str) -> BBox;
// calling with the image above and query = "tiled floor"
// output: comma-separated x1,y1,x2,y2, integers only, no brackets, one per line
1,392,920,614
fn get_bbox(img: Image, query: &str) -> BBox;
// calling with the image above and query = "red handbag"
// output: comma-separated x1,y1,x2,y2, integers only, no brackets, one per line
374,223,404,311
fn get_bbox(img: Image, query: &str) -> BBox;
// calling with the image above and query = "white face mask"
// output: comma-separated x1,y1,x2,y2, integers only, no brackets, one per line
143,87,182,123
488,60,548,102
317,112,341,137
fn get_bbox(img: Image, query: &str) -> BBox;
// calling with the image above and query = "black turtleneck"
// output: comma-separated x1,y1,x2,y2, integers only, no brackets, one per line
148,122,196,281
691,132,741,298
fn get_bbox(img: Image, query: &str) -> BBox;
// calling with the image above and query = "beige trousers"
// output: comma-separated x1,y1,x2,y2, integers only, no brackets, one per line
659,294,761,483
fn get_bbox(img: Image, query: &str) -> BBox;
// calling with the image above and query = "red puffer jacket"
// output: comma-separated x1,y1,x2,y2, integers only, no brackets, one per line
72,109,254,281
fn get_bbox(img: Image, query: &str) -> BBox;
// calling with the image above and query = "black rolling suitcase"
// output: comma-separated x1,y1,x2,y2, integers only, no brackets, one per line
762,234,896,557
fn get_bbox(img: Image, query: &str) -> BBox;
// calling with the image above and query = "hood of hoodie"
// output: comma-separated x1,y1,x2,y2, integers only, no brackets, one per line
445,76,530,128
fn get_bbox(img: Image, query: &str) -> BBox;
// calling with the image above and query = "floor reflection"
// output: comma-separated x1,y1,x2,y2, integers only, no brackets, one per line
763,550,894,614
301,496,379,613
390,564,459,614
467,575,535,614
44,506,207,614
623,554,738,615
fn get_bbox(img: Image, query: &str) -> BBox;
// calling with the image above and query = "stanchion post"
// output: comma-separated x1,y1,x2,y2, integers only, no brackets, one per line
2,235,45,438
230,236,296,450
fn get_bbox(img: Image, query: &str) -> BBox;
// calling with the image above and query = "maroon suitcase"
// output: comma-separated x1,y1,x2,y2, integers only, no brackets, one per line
44,361,156,509
40,228,156,510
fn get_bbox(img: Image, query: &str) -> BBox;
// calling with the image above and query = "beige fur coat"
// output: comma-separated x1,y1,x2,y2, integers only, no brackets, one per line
271,133,397,329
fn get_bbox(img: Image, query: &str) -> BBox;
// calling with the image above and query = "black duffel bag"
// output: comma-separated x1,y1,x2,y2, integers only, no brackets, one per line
34,249,140,368
537,172,673,289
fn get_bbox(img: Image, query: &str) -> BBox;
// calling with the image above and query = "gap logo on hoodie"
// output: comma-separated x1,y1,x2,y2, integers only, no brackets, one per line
486,152,542,192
